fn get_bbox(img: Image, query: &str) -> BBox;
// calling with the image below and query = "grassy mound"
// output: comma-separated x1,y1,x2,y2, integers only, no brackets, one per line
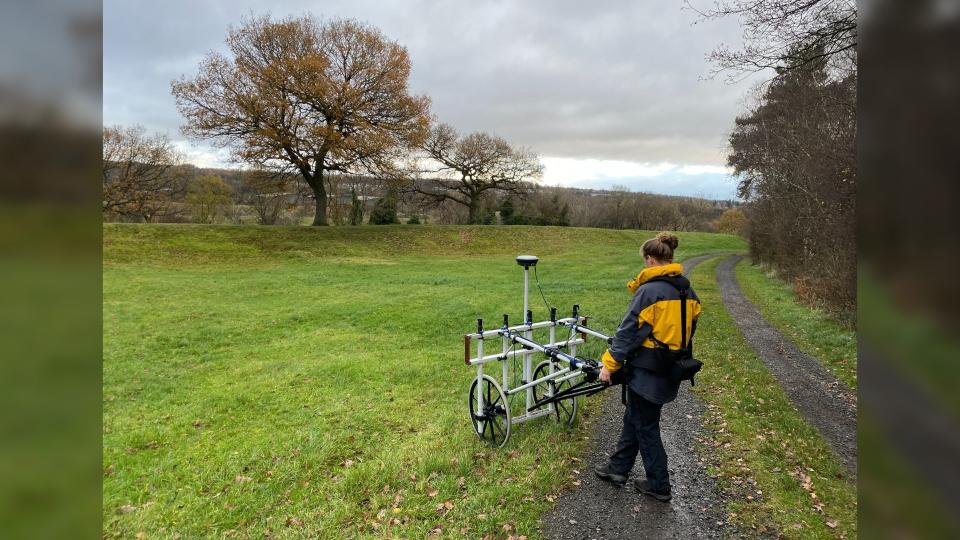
103,224,743,538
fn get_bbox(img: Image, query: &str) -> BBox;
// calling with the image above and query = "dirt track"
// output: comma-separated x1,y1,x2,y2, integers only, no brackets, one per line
541,254,861,538
715,255,857,477
542,255,730,539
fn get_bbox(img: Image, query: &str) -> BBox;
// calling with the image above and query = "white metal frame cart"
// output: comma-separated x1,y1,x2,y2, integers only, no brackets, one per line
463,255,615,447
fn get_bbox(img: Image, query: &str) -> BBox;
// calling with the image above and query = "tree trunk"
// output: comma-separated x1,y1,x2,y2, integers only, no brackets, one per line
467,195,480,224
312,194,327,226
309,170,328,226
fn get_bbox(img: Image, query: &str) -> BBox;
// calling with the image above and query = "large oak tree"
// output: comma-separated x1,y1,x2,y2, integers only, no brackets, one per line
410,123,543,224
171,15,430,225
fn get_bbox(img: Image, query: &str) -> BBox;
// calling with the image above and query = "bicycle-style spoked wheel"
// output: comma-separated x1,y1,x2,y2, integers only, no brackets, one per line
532,361,555,405
469,375,511,447
532,361,578,426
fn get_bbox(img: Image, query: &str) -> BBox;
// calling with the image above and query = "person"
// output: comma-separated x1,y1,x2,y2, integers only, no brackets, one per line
592,232,702,502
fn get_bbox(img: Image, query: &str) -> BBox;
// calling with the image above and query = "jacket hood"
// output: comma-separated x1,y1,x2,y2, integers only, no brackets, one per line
626,263,684,294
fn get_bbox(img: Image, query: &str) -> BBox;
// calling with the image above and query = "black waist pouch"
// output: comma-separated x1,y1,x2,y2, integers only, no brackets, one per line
649,346,703,385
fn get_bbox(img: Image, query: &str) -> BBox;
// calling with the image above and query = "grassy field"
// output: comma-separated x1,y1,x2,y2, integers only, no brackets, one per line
103,224,744,539
735,260,857,389
691,257,856,538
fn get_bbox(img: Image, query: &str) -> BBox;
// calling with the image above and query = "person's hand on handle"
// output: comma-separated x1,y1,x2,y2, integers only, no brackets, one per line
599,366,612,384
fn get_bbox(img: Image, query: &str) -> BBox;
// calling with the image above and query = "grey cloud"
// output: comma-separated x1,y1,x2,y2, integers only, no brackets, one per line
104,0,757,165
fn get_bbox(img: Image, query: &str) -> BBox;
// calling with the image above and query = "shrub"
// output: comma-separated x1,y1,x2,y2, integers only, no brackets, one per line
369,188,399,225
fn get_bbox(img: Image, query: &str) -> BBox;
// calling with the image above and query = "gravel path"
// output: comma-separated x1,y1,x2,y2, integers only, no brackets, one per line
715,255,857,477
542,255,730,539
859,343,960,518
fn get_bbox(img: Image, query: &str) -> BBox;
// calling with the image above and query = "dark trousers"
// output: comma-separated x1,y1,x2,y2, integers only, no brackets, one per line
608,389,670,493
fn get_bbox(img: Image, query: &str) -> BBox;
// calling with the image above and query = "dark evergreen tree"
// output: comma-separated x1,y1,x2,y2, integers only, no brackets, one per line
349,187,364,225
499,197,520,224
369,188,399,225
480,207,496,225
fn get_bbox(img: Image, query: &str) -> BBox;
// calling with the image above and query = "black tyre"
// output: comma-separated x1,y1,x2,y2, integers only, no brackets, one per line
468,375,511,447
532,361,578,426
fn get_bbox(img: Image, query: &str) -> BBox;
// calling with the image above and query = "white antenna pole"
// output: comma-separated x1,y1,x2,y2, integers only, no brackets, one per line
523,265,529,319
516,255,538,318
516,255,539,414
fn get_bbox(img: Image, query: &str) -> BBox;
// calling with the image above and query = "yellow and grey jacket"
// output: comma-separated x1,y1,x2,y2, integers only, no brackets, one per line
599,263,702,404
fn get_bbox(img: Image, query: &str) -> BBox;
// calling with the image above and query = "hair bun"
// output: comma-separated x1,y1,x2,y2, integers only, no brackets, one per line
656,232,679,250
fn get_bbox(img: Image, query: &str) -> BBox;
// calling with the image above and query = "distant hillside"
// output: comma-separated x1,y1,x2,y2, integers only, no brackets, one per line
104,162,740,232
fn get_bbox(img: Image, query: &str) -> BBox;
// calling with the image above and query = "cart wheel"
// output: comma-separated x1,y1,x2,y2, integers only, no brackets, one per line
532,361,578,426
469,375,511,447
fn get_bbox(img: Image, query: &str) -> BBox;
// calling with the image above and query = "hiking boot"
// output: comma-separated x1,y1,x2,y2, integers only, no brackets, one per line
593,465,628,486
634,479,672,502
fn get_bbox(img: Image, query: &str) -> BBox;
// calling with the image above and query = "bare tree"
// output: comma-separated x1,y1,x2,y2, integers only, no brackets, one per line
186,174,232,224
102,125,186,222
171,15,431,226
728,54,856,321
689,0,857,81
408,123,543,224
242,170,296,225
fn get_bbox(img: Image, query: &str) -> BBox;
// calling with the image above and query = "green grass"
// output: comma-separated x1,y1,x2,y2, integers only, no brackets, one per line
855,269,960,537
103,224,744,539
858,269,960,417
735,259,857,390
690,257,856,538
858,414,959,539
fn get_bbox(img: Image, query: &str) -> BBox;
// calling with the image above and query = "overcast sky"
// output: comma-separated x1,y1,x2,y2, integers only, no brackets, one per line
104,0,759,200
